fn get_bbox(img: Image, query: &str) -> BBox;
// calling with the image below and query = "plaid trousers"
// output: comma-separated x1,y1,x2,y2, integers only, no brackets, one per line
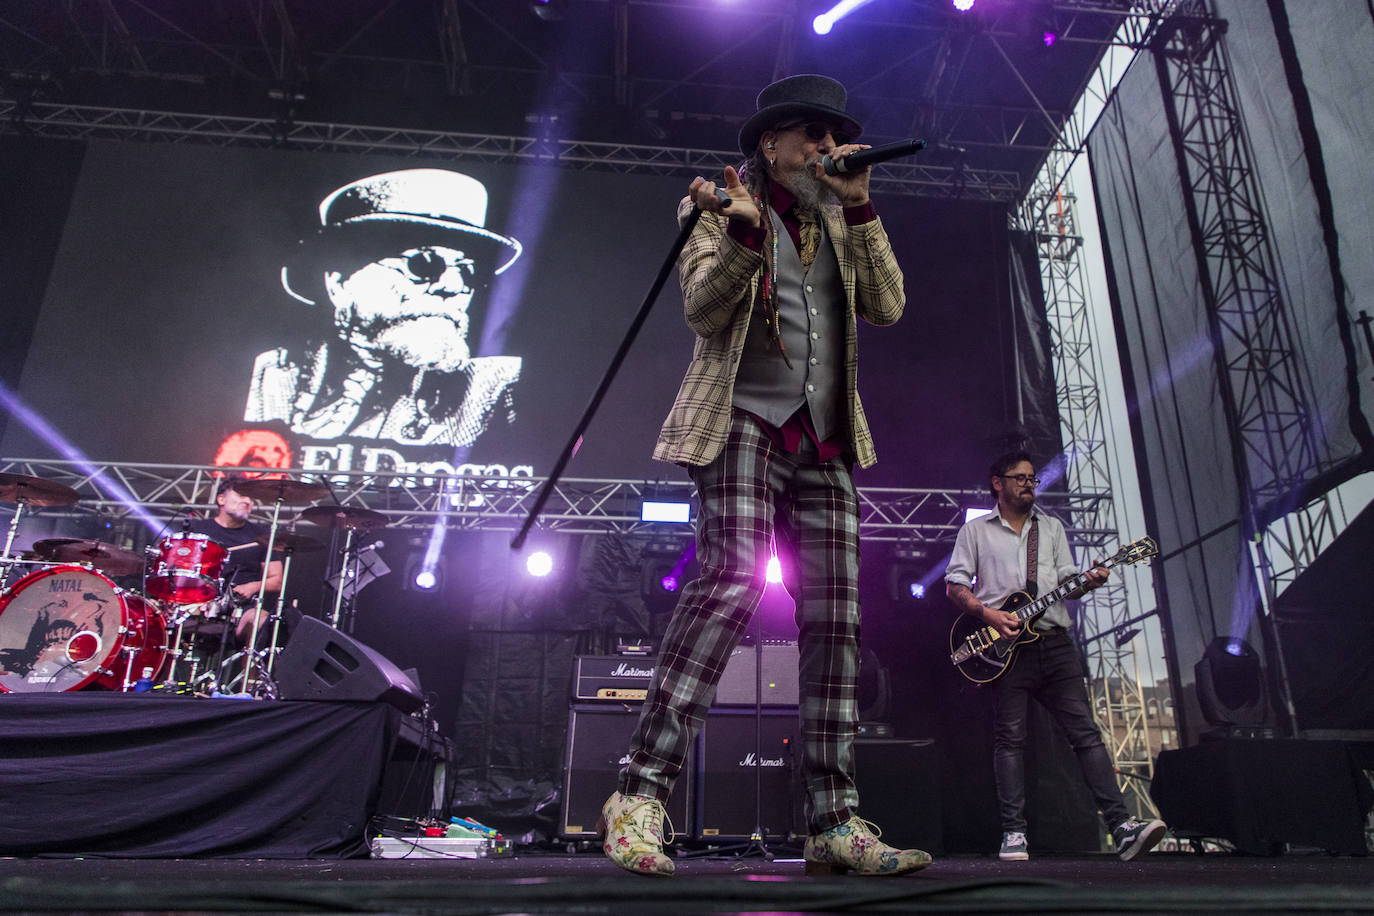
619,412,862,833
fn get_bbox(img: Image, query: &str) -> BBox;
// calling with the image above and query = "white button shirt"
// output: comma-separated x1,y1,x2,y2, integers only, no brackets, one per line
944,507,1081,630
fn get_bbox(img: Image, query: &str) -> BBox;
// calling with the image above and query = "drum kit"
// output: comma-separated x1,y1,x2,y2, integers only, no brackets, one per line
0,471,389,697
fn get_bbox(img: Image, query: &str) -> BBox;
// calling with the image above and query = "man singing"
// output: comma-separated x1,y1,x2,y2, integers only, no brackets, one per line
599,74,931,877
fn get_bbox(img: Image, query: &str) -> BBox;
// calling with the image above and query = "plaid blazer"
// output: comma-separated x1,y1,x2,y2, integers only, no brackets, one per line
653,197,905,469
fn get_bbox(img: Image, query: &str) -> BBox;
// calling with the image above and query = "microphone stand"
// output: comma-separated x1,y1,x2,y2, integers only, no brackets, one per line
511,205,705,548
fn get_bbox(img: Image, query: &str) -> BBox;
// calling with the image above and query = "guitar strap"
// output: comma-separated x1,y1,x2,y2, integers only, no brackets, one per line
1025,515,1039,591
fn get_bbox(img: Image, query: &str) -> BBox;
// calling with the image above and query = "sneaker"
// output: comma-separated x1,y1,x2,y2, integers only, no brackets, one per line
802,816,933,876
1113,817,1166,861
999,831,1029,861
596,791,675,876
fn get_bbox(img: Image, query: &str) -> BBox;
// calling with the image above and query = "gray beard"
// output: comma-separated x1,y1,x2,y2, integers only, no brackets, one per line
780,163,835,213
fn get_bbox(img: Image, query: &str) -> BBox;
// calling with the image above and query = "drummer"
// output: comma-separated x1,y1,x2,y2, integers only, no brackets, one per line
188,475,283,643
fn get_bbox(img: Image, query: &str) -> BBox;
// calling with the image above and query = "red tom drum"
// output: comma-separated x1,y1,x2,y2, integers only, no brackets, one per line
0,565,168,692
145,532,226,603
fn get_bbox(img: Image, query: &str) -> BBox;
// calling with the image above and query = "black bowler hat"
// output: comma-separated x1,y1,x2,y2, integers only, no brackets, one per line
737,74,863,156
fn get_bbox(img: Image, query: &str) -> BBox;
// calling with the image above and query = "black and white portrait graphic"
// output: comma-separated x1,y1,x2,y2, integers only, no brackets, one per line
245,168,524,448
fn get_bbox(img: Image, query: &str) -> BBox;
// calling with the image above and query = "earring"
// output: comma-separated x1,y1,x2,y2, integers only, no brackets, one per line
768,157,776,168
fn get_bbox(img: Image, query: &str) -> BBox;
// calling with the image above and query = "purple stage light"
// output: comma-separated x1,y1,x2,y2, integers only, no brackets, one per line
1042,30,1058,47
765,554,783,585
660,574,679,592
526,550,554,577
953,0,975,11
0,379,161,534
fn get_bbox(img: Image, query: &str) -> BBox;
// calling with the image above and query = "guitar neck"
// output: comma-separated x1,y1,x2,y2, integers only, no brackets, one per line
1015,556,1119,622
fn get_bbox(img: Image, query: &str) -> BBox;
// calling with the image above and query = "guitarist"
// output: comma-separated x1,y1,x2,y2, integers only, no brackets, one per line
944,450,1165,862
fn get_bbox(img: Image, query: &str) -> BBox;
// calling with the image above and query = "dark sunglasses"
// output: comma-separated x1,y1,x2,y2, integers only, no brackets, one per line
777,120,852,146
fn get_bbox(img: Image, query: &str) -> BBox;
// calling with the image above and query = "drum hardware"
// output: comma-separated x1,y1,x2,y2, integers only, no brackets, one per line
254,532,322,676
228,476,330,695
299,506,388,633
0,472,81,588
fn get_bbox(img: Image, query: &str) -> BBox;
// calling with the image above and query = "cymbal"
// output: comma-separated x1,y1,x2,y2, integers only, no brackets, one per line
0,473,80,507
298,505,388,531
30,537,84,557
33,538,143,576
255,531,325,553
231,476,331,503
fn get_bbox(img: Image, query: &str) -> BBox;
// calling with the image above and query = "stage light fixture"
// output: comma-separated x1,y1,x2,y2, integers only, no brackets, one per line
1194,637,1271,730
403,550,443,593
530,0,566,21
1030,1,1060,49
526,550,554,577
953,0,976,11
888,542,938,603
765,554,783,585
812,0,876,35
641,500,691,523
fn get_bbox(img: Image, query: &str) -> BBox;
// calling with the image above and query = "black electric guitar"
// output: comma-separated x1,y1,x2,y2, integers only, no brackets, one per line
949,536,1158,684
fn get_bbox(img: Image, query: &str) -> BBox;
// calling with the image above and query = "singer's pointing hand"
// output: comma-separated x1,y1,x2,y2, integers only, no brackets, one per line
690,166,760,227
815,143,871,208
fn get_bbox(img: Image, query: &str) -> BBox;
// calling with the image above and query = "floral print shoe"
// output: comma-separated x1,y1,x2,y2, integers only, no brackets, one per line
803,816,932,876
597,791,675,877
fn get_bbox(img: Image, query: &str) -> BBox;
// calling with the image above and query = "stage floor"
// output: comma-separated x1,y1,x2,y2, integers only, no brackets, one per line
1,850,1371,914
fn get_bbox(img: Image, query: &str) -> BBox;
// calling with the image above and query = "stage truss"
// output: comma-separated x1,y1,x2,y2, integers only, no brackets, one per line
0,99,1022,203
0,458,1119,551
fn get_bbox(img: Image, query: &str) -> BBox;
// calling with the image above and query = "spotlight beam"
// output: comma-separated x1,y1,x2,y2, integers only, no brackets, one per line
813,0,879,35
0,379,162,534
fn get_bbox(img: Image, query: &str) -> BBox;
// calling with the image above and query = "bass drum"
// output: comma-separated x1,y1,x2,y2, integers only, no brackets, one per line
0,565,168,692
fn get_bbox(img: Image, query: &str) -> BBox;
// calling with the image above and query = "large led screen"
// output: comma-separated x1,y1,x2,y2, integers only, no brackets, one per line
4,137,1022,490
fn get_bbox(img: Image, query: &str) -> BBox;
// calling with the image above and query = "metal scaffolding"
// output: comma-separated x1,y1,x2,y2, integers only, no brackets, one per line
1015,1,1184,822
1152,2,1332,731
0,457,1119,550
0,99,1024,203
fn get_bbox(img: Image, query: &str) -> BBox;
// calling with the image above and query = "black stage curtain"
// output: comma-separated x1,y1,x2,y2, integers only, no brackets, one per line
0,694,396,858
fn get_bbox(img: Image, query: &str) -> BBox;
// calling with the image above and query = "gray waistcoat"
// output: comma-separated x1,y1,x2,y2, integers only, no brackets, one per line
731,208,845,440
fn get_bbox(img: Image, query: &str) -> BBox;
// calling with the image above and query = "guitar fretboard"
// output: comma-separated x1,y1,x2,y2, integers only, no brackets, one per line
1014,557,1121,622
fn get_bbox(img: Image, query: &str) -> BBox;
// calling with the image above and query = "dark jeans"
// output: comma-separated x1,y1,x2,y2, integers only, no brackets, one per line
992,629,1129,834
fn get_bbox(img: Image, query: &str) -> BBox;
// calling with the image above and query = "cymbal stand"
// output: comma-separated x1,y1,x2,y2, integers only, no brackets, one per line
240,494,286,693
0,499,29,588
329,525,358,632
264,546,301,677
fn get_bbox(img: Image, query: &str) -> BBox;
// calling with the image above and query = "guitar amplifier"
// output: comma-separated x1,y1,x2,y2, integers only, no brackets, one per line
714,641,800,706
571,655,656,702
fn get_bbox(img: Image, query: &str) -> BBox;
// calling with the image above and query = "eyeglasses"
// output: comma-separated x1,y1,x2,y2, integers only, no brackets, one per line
386,247,481,289
999,473,1041,487
776,120,852,146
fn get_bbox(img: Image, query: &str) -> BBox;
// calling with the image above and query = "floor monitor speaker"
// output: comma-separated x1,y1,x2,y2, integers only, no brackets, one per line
275,616,423,714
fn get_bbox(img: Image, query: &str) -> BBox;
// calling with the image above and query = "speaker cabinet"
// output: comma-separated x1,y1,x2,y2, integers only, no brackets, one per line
694,708,803,840
854,738,945,854
714,642,800,706
560,705,692,838
276,616,423,713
